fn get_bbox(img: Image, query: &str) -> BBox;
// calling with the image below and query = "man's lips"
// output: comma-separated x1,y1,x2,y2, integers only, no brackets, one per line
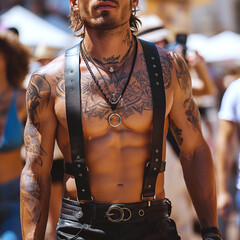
95,1,117,10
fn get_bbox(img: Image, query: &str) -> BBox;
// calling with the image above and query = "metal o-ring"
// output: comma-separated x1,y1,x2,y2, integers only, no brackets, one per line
108,113,122,127
139,209,145,216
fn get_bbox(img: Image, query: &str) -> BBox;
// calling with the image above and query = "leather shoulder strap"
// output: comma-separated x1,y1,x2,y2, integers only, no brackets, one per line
139,39,166,199
65,44,92,201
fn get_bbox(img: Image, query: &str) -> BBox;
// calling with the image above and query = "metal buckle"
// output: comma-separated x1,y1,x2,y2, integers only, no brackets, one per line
105,205,132,223
141,194,156,202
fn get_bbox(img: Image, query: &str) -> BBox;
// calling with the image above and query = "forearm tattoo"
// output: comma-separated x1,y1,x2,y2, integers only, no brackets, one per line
169,118,183,146
20,172,41,225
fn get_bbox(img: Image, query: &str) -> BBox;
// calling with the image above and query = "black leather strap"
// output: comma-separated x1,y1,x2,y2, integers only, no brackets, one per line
139,39,166,199
65,39,166,201
65,44,92,201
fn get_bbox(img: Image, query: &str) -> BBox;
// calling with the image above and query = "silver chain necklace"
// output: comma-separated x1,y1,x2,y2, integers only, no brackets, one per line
80,37,137,127
82,40,134,73
82,40,134,102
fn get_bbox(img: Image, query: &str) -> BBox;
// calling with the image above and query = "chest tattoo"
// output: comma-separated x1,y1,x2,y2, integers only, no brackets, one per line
81,69,152,120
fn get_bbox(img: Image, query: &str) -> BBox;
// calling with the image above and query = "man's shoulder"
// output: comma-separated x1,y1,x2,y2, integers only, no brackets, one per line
30,54,65,89
37,54,65,76
137,38,176,66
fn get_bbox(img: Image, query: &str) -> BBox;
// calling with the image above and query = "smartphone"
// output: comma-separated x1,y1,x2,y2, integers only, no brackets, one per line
176,33,188,56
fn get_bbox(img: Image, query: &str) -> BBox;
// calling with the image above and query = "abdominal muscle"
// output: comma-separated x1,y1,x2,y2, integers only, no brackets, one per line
63,126,166,203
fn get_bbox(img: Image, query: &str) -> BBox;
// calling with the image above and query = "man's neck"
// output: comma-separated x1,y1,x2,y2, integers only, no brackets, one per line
83,25,134,64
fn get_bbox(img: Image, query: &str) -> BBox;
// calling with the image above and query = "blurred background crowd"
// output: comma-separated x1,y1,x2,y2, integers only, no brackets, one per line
0,0,240,240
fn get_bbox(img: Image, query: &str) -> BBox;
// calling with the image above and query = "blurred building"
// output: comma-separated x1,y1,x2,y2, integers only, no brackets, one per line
192,0,239,35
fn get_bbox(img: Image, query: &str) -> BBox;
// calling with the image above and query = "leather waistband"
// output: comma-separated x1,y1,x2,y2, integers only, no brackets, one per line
60,197,171,224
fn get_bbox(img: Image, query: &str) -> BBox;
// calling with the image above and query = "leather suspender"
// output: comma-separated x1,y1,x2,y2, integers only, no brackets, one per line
64,39,166,201
65,44,92,201
140,40,166,199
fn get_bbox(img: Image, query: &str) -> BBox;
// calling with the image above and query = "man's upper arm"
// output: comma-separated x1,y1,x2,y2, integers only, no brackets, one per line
24,71,57,176
168,53,204,152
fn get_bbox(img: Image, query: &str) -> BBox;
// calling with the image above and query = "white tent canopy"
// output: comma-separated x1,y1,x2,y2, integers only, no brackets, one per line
187,31,240,62
0,5,78,49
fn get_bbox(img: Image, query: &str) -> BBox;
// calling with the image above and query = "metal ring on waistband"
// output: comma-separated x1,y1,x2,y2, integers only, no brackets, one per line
121,207,132,221
105,205,132,223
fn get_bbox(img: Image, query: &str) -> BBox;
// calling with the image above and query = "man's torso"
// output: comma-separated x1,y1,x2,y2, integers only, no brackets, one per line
39,39,176,203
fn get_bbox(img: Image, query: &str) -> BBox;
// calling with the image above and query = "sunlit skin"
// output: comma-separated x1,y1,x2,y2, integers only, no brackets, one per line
20,0,218,239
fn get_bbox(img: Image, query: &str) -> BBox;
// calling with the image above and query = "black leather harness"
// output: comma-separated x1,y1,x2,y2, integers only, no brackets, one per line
64,39,166,201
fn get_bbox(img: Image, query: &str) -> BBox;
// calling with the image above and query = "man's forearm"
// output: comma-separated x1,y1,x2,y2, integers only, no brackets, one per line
180,144,218,228
20,169,51,240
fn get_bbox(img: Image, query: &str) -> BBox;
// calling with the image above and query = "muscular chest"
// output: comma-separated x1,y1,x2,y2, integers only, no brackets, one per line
80,67,154,135
55,57,173,139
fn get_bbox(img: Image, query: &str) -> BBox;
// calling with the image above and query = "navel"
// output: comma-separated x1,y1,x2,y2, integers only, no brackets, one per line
117,184,124,188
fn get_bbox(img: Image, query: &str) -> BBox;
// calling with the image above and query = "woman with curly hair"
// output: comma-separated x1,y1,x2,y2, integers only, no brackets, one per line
0,31,30,240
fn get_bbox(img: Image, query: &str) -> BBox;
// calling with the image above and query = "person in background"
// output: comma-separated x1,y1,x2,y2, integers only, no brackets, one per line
0,31,30,240
216,78,240,239
7,27,19,38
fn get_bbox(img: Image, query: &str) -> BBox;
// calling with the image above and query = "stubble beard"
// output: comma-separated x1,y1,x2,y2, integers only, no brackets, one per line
80,3,132,33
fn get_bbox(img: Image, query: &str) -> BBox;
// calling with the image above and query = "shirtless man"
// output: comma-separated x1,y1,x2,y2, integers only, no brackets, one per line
20,0,221,239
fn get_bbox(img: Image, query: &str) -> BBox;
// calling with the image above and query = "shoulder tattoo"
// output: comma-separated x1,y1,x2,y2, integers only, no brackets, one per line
55,75,65,99
160,53,174,89
27,73,51,128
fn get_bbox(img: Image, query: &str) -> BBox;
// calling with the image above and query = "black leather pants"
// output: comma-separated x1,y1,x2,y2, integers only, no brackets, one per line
56,198,181,240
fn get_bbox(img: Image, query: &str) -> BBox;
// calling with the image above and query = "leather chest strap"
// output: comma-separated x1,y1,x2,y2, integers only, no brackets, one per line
140,39,166,199
65,44,92,201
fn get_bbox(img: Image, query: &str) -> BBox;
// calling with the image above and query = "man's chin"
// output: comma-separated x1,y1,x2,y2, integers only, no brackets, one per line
87,18,119,31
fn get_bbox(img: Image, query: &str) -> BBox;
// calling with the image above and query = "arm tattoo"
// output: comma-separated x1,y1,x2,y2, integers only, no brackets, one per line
55,76,65,99
159,53,174,89
173,53,191,94
184,98,201,131
24,123,46,167
20,172,41,225
25,73,50,166
27,73,51,129
169,118,183,146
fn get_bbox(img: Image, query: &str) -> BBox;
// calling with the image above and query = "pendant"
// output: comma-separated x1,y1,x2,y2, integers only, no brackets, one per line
108,113,122,127
112,93,117,102
109,67,115,73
